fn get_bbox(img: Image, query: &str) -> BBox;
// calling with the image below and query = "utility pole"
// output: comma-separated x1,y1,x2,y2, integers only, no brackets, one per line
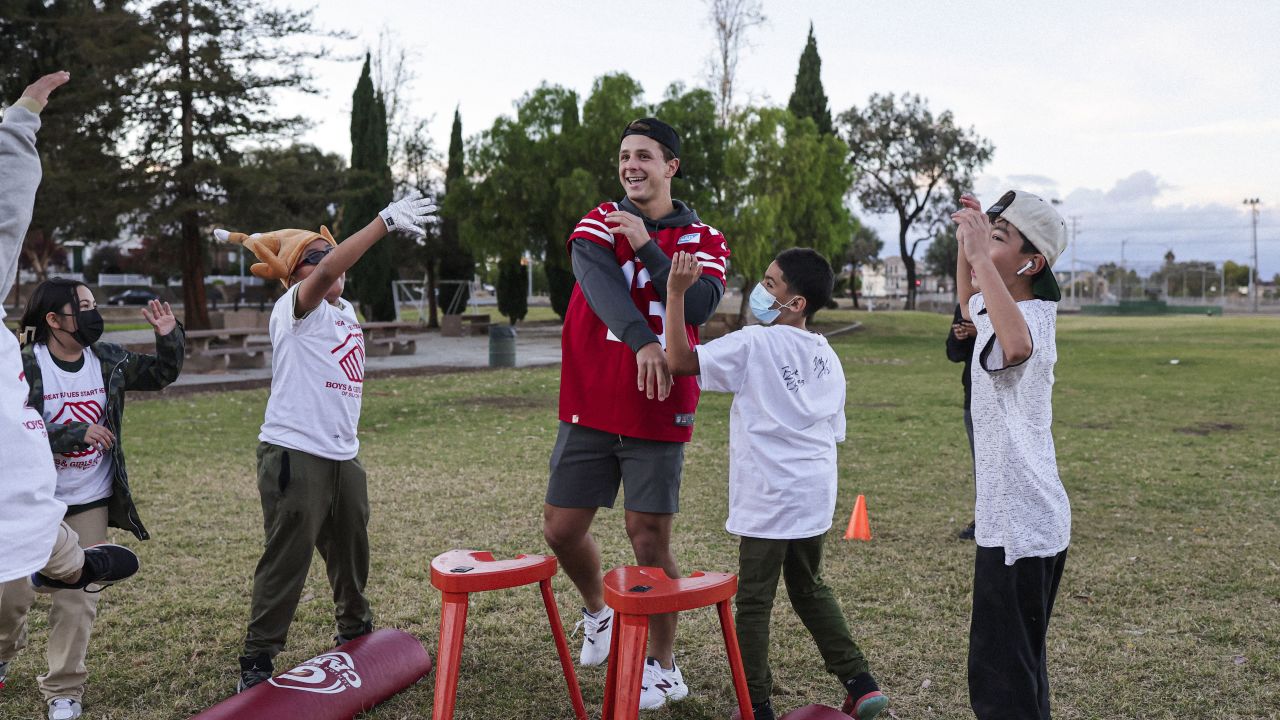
1243,198,1261,312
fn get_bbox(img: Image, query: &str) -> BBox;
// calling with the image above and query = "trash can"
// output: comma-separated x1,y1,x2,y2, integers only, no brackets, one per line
488,324,516,368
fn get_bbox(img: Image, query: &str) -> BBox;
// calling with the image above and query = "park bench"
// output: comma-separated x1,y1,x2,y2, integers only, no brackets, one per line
440,313,491,338
360,321,425,357
183,328,270,373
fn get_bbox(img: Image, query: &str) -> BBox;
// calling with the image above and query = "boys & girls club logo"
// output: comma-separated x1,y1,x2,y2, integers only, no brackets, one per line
268,651,362,694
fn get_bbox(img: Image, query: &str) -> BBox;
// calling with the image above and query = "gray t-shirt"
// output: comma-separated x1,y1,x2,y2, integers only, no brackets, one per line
968,294,1071,564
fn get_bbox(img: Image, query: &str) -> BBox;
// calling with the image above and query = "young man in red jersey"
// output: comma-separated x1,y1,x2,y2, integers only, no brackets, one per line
544,118,730,710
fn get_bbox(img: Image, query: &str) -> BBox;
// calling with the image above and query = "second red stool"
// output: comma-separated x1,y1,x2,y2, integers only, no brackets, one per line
600,565,754,720
429,549,587,720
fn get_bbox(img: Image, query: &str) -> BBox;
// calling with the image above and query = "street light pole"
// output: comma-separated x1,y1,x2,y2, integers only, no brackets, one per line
1243,198,1260,313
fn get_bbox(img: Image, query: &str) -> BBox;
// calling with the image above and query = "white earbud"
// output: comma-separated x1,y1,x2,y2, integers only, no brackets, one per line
1016,259,1036,276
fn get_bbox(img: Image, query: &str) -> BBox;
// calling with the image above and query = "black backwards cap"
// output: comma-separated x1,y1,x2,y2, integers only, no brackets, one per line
620,118,683,178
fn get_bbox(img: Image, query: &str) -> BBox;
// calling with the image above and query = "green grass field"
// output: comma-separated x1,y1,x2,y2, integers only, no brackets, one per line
2,312,1276,719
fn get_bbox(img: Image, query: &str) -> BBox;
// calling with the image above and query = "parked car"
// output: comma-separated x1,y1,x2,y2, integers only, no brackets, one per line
108,288,160,306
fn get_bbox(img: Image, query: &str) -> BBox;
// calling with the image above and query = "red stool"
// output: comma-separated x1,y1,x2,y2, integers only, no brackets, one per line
600,566,754,720
430,549,587,720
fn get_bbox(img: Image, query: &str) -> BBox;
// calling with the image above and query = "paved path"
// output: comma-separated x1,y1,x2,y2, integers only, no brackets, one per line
108,324,564,396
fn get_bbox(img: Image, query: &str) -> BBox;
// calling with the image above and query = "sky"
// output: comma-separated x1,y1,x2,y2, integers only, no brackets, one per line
274,0,1280,277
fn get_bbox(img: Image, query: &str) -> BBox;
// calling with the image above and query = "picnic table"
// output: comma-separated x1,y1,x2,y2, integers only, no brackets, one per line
183,327,269,373
440,313,491,338
359,321,425,357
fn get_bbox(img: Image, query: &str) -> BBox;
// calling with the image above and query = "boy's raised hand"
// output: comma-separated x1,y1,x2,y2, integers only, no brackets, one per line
952,204,993,266
667,251,701,295
20,70,70,110
141,299,177,336
378,195,437,239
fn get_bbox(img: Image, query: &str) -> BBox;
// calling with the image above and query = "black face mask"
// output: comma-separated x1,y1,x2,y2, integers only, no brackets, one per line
57,308,104,347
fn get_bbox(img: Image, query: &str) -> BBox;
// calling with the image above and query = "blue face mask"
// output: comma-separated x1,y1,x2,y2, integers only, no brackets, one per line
749,282,797,324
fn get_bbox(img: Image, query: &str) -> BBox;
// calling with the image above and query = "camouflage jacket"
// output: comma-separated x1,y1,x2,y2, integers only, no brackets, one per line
21,326,185,540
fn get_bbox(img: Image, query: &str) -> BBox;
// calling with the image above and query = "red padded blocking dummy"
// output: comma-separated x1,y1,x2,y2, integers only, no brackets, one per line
190,629,432,719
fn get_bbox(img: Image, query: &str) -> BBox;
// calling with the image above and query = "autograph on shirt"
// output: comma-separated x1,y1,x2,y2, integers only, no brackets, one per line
781,356,832,393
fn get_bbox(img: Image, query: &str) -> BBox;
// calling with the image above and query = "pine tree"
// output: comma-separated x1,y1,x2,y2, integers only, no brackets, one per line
345,54,396,320
437,107,473,315
131,0,334,329
787,23,833,135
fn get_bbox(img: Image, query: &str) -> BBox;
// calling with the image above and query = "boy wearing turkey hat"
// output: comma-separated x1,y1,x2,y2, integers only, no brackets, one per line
953,190,1070,720
215,195,436,693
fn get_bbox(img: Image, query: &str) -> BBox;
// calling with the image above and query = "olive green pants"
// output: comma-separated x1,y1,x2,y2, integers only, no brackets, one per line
242,442,372,659
735,534,869,704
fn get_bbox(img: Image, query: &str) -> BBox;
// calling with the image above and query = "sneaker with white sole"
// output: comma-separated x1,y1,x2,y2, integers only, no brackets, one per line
638,656,688,710
48,697,82,720
574,606,613,666
31,543,139,593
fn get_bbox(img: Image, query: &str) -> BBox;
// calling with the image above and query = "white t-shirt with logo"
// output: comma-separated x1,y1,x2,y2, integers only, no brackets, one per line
968,294,1071,564
696,324,847,540
0,329,63,582
259,286,365,461
34,343,114,506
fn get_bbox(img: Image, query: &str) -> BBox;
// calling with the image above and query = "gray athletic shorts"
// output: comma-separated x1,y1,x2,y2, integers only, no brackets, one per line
546,422,684,514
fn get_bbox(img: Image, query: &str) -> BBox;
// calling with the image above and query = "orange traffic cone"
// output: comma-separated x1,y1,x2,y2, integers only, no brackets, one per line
843,494,872,541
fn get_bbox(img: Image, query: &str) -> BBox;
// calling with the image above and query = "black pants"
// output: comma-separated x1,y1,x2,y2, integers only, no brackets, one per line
968,546,1067,720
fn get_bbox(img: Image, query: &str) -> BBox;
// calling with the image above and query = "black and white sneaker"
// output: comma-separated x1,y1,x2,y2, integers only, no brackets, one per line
30,544,139,593
236,654,273,693
0,659,8,689
638,656,688,710
574,606,613,666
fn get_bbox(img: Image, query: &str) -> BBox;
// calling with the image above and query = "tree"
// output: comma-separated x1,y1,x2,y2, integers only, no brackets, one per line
703,0,766,127
720,107,855,324
579,73,647,200
344,54,396,320
131,0,335,329
437,109,474,318
838,93,993,309
923,224,959,297
786,23,832,135
0,1,152,288
843,224,883,308
654,82,732,216
1223,260,1254,292
454,83,583,324
223,144,346,232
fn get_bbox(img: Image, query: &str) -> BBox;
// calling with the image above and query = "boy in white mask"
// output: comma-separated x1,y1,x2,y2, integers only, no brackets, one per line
664,248,888,720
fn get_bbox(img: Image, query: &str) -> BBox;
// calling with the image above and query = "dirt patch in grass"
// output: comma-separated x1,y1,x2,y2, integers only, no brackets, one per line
1174,422,1243,436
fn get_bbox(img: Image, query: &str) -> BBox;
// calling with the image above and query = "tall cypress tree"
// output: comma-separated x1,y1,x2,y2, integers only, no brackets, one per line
438,107,473,315
345,54,395,320
787,23,833,135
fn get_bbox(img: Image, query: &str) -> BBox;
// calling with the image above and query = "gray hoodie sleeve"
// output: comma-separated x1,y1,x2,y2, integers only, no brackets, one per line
0,104,43,315
571,238,660,353
635,240,725,325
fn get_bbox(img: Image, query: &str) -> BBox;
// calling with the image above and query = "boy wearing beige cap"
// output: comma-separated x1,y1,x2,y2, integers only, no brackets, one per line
953,190,1070,720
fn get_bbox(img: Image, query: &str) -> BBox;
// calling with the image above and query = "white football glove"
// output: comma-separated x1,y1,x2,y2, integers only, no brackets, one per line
379,195,437,238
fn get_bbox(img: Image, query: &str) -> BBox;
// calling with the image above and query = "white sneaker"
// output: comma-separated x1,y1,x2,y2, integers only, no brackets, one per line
48,698,83,720
574,606,613,666
638,656,689,710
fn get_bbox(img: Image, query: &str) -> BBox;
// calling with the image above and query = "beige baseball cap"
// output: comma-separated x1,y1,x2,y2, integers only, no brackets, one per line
985,190,1068,301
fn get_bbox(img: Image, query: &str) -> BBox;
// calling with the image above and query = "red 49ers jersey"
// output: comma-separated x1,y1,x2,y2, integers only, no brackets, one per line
559,201,731,442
